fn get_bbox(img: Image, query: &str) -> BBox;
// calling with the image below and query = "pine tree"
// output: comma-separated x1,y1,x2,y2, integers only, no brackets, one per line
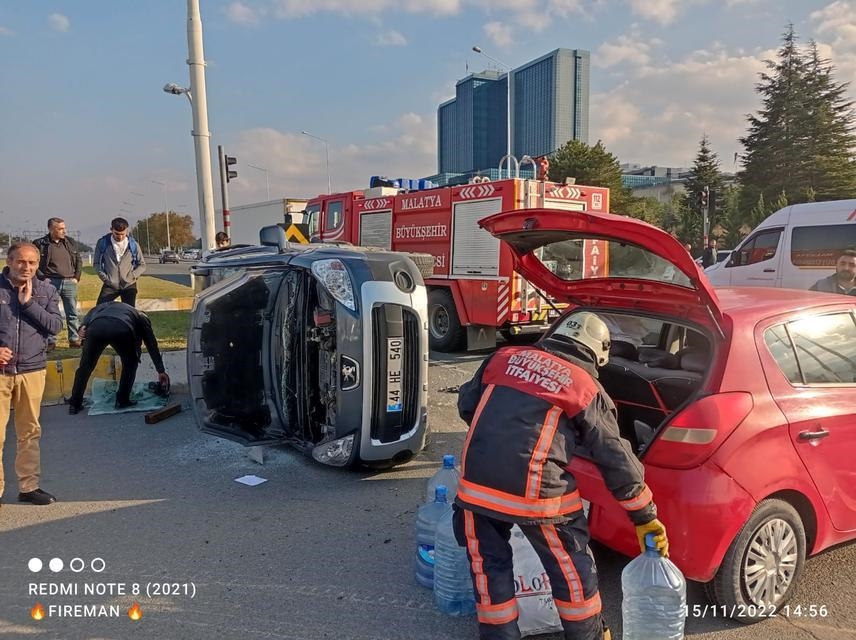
739,25,856,212
549,139,634,212
682,134,724,244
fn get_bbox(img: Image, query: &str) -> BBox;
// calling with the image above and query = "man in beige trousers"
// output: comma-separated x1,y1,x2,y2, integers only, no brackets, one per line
0,242,63,506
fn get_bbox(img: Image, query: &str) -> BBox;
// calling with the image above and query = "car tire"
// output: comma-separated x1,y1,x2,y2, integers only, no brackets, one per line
705,498,806,623
428,289,465,352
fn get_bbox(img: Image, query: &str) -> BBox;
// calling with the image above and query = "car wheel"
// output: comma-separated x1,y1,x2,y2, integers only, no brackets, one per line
706,499,806,623
428,289,465,352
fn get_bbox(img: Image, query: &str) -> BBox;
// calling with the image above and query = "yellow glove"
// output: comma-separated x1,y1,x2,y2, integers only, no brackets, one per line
635,519,669,557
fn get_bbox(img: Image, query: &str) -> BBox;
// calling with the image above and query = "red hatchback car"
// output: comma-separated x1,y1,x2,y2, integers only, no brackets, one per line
480,207,856,622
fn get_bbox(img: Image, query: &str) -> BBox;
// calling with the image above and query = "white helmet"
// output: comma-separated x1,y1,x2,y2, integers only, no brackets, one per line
563,312,611,367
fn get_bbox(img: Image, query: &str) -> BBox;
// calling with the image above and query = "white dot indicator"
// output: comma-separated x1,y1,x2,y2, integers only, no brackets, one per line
28,558,43,573
49,558,64,572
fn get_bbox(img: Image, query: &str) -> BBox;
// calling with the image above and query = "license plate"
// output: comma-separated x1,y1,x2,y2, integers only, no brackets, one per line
386,337,403,412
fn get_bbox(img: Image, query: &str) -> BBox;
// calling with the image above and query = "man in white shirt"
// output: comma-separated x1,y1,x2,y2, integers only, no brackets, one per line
93,217,146,306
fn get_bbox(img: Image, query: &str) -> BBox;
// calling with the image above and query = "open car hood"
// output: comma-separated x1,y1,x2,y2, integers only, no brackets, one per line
479,208,724,335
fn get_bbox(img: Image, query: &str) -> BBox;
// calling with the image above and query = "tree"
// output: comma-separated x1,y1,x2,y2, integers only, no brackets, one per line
549,139,635,212
739,25,856,212
131,211,196,254
682,134,725,244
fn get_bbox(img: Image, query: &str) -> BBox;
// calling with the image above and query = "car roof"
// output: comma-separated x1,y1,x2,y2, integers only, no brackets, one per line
716,287,854,320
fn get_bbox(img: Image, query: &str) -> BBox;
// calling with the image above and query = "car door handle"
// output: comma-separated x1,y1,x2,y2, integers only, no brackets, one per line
798,429,830,441
763,268,776,272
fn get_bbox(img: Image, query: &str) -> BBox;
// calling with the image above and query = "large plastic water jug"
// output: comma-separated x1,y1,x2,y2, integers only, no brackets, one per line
621,533,686,640
415,486,451,589
433,507,476,615
426,455,460,503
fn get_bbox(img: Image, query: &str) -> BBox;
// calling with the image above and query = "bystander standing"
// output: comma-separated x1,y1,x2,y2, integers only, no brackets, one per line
0,242,63,506
34,217,82,348
93,217,146,306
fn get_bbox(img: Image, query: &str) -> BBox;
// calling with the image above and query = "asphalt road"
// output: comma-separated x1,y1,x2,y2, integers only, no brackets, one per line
1,351,854,640
143,260,193,288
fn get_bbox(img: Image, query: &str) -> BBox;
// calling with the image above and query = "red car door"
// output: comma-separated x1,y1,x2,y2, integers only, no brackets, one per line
759,310,856,532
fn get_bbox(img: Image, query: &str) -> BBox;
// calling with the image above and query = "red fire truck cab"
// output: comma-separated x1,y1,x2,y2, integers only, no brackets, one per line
306,177,610,351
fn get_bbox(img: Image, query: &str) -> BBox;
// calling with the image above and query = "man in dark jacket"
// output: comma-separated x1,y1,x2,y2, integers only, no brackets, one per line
455,312,668,640
0,242,63,506
93,217,146,306
67,302,170,413
34,217,82,348
809,249,856,294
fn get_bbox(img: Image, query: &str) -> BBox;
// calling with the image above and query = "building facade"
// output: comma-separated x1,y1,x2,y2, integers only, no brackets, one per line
437,48,590,175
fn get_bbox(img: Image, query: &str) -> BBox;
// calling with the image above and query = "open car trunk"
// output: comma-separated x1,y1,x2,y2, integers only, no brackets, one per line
542,309,714,455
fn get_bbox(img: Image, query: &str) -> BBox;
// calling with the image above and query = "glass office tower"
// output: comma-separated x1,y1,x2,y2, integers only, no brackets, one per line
437,48,590,174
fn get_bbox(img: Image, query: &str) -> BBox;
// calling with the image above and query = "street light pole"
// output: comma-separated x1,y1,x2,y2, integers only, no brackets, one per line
160,1,216,250
248,163,271,200
473,46,512,178
150,179,170,251
301,131,331,194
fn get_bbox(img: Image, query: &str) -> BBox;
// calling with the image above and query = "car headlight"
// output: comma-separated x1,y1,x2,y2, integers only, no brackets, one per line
312,433,355,466
311,259,356,310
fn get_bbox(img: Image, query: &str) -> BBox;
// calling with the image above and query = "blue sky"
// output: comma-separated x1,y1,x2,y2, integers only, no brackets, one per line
2,0,854,243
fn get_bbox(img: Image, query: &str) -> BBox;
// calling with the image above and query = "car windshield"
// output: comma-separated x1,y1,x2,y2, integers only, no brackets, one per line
535,236,693,288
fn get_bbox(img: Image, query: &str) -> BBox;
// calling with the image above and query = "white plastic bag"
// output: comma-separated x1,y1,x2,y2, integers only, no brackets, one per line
510,525,563,637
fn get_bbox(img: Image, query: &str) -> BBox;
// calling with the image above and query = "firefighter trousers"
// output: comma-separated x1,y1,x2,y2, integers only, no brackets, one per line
453,506,603,640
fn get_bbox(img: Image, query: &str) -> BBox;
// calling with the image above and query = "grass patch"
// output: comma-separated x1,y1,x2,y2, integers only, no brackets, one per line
77,266,192,301
50,310,190,360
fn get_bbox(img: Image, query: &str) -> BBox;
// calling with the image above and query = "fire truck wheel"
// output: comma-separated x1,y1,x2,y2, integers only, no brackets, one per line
406,253,435,280
428,289,465,352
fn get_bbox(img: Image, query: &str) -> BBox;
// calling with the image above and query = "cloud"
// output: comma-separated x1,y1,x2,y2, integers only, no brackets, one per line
0,25,12,36
375,30,407,46
809,2,856,95
625,0,686,25
225,1,262,25
596,34,655,67
591,49,769,167
48,13,70,32
230,114,436,200
811,1,856,49
272,0,461,19
546,0,585,15
483,21,513,47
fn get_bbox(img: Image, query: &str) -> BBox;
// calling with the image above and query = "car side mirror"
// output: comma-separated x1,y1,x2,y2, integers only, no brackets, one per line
259,225,289,252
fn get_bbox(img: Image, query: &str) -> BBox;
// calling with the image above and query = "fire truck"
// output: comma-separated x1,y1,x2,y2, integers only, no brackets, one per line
306,176,610,351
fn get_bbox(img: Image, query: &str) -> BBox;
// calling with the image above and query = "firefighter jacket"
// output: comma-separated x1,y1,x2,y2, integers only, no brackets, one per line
456,344,656,526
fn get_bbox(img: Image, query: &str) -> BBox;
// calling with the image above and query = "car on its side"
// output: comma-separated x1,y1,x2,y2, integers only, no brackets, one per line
480,207,856,622
159,250,181,264
187,226,429,469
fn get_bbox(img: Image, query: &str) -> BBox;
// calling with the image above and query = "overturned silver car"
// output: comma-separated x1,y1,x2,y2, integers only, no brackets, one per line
188,227,429,468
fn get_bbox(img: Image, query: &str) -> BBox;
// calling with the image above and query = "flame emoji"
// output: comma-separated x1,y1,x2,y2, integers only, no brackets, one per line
31,603,46,620
127,602,143,621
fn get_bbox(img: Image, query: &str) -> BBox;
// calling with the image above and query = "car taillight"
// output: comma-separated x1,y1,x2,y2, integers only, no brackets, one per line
643,392,753,469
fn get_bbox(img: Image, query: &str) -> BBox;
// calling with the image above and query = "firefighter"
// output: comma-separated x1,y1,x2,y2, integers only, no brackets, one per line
454,312,668,640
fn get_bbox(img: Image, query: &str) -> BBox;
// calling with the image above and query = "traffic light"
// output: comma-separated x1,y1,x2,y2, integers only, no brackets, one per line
697,186,709,209
225,155,238,183
709,189,717,216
